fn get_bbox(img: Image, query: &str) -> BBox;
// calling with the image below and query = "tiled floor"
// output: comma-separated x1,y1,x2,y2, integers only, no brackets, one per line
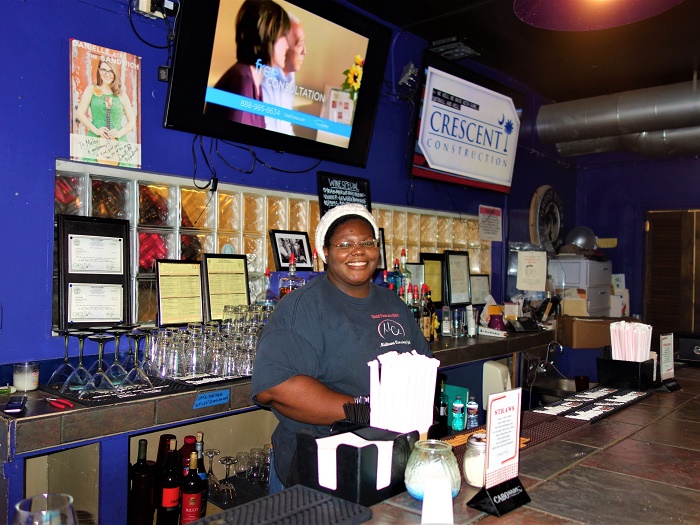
373,363,700,524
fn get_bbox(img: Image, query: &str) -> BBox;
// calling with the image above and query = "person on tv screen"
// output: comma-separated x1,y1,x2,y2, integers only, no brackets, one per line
251,204,432,492
261,13,306,134
207,0,290,127
74,60,136,165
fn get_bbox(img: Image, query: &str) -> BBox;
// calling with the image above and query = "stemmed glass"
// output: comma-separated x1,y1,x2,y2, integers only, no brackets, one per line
79,334,117,399
121,330,153,389
87,326,115,375
105,328,129,385
218,456,237,506
60,331,94,394
46,328,77,390
118,324,141,371
204,449,221,499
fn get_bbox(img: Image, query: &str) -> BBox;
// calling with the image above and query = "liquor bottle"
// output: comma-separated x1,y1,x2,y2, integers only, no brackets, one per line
312,249,324,272
437,381,450,439
406,281,414,304
279,253,306,298
425,287,438,340
420,285,433,341
128,438,155,525
466,396,480,429
254,267,278,308
452,395,465,432
195,431,208,517
180,452,206,524
388,283,395,293
399,249,412,303
156,440,182,525
379,269,391,289
398,285,405,303
410,284,421,325
389,258,402,292
179,435,196,476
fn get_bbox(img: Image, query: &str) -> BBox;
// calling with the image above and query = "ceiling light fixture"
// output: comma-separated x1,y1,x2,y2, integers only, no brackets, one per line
513,0,686,31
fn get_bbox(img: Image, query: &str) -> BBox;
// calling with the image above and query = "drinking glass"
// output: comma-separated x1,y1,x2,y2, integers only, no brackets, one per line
121,331,153,389
204,449,221,499
46,329,77,390
105,328,129,385
60,331,94,394
140,328,160,377
218,456,237,506
13,493,78,525
79,334,117,399
234,452,249,478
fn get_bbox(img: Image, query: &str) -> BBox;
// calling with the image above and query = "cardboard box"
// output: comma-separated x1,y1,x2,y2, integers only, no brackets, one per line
556,315,640,349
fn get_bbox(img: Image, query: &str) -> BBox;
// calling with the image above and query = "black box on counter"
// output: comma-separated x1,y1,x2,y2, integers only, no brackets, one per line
295,425,418,507
596,357,656,390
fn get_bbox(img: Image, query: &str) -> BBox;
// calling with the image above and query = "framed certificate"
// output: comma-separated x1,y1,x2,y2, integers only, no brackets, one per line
202,254,250,321
470,274,490,306
156,260,203,327
420,252,445,309
57,215,130,330
445,250,472,307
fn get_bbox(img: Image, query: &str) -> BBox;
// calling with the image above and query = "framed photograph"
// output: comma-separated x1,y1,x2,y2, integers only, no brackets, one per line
269,230,313,271
201,254,250,321
470,274,490,306
406,263,425,291
444,250,472,307
419,252,445,309
376,227,387,271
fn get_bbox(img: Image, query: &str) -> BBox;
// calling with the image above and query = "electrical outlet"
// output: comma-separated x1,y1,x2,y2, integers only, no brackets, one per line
135,0,164,19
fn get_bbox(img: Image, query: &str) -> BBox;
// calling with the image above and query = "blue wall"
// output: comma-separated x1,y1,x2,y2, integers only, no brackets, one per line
0,0,573,369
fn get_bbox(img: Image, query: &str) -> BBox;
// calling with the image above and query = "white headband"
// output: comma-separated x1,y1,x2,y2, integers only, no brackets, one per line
315,204,379,263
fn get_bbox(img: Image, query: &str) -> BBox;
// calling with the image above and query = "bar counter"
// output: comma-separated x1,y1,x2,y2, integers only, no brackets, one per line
0,330,554,522
368,364,700,524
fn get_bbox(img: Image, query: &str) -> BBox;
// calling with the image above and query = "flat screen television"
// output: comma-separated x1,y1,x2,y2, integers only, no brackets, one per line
163,0,391,167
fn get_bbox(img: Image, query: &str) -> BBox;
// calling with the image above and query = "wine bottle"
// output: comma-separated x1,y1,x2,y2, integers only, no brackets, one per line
279,253,306,298
156,440,182,525
128,439,155,525
179,435,196,476
420,285,433,341
153,434,176,512
195,431,208,517
180,452,206,524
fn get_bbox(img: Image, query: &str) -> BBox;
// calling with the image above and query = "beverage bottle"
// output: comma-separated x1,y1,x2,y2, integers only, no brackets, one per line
153,434,176,511
389,258,402,292
388,283,395,293
467,396,480,429
420,285,433,341
279,253,306,298
156,440,182,525
432,380,449,438
312,248,324,272
425,287,437,340
254,267,278,308
379,269,391,289
195,432,208,517
398,285,405,303
399,248,412,303
180,452,207,524
410,285,421,325
128,438,155,525
179,435,196,476
452,395,465,432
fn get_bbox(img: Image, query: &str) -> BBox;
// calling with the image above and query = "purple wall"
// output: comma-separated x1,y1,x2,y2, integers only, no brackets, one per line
0,0,574,367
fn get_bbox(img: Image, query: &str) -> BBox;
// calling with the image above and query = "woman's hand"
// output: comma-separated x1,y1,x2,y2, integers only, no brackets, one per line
106,128,121,139
95,127,111,139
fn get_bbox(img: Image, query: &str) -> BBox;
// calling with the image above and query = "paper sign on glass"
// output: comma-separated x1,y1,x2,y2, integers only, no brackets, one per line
516,251,547,291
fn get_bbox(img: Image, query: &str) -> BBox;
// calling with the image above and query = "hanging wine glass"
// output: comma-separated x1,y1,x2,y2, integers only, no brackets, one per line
218,456,237,506
46,328,77,391
140,328,160,378
121,327,143,371
121,330,153,389
204,449,221,499
60,331,94,394
104,328,129,386
79,334,117,399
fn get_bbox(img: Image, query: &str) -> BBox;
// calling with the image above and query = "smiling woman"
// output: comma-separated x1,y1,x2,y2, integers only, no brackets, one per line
251,203,432,492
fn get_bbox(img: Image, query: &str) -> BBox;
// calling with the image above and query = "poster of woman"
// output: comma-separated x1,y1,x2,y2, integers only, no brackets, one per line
70,39,141,168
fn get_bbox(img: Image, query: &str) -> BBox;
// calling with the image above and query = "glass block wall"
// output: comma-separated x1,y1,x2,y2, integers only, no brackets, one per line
55,160,490,325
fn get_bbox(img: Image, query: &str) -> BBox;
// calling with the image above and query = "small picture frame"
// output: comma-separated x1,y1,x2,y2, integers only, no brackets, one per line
405,263,425,291
444,250,472,307
419,252,445,309
470,274,490,306
269,230,313,271
376,228,387,271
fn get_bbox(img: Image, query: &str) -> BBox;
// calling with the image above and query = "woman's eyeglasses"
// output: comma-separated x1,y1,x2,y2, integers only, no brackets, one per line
333,240,380,250
98,68,114,75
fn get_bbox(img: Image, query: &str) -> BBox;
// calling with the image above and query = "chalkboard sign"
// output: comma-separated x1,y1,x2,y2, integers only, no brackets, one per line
317,171,372,216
